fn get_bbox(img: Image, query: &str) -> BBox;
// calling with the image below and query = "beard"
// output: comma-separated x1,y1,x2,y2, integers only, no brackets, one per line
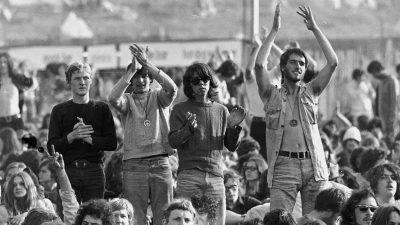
282,69,303,83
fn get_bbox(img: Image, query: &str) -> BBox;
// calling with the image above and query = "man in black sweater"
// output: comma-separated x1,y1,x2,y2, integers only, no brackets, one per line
48,62,117,203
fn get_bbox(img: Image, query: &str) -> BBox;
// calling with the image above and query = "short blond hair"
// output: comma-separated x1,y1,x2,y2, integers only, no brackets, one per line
65,62,92,83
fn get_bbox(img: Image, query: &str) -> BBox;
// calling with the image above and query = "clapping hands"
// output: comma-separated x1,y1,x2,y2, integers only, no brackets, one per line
228,106,247,128
68,117,93,144
186,112,197,132
129,44,150,67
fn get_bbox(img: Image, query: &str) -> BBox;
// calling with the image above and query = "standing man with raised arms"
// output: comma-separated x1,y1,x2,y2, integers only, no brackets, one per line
255,4,338,214
109,44,177,225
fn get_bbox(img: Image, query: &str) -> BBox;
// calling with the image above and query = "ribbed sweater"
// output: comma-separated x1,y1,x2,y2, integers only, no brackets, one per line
169,99,241,177
47,100,117,165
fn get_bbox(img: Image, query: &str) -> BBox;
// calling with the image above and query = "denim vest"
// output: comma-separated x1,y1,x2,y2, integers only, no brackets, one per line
263,82,329,187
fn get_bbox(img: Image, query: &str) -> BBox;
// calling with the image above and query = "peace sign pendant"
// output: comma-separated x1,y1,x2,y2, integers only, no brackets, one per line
290,119,298,127
144,120,151,127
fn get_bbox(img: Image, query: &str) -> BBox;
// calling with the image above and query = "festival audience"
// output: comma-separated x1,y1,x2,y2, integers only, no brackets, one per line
6,4,400,225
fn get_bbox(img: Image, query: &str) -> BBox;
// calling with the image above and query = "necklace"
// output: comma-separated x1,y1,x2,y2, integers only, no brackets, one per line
136,92,151,127
287,88,299,127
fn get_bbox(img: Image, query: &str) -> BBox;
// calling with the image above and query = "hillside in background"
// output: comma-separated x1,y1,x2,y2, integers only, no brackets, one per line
2,0,400,46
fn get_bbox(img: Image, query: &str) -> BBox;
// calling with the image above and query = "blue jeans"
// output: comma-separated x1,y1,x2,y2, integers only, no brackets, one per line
176,169,226,225
65,163,105,204
123,157,173,225
270,156,328,215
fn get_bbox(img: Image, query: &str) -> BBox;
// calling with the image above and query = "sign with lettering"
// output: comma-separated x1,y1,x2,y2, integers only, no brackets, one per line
119,41,242,67
9,46,82,68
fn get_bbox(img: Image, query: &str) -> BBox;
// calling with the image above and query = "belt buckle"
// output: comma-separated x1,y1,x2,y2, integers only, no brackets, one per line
75,161,87,168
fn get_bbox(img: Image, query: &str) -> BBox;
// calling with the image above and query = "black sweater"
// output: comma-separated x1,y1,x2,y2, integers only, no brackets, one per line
47,100,117,165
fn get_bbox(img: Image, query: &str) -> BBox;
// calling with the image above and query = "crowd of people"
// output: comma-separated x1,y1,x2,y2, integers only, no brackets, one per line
3,3,400,225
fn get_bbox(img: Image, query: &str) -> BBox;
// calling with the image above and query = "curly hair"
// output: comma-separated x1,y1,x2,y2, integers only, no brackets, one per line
5,171,39,216
74,199,112,225
163,199,196,224
183,63,218,99
367,117,383,131
359,147,387,175
109,198,134,223
263,208,297,225
216,60,240,79
21,208,62,225
367,163,400,200
371,205,400,225
341,189,376,225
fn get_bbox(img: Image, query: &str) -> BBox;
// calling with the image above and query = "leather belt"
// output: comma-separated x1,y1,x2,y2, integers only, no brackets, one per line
252,116,266,122
279,151,310,159
0,114,21,123
67,160,100,169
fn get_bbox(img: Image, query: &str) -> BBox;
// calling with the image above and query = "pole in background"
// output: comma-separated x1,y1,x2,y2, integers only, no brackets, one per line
83,45,88,63
116,43,121,69
251,0,259,41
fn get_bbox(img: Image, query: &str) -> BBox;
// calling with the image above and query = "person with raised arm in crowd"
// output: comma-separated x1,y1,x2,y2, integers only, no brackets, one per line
0,52,33,131
47,62,117,204
255,4,338,214
108,44,177,225
168,62,246,225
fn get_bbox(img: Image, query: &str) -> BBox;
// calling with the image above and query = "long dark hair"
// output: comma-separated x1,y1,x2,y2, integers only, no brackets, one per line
183,63,218,99
0,52,16,89
341,189,376,225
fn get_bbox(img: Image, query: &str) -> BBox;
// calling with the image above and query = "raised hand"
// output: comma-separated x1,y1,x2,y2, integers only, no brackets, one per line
272,3,281,32
228,105,247,128
297,5,318,31
186,112,197,131
43,145,65,170
129,44,149,67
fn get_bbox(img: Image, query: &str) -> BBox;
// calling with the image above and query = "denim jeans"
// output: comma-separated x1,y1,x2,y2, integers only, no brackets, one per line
123,157,173,225
176,169,226,225
270,156,328,215
65,163,105,204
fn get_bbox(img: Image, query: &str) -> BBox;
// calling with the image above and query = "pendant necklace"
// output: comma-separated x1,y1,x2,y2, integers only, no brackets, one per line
287,88,299,127
136,92,151,127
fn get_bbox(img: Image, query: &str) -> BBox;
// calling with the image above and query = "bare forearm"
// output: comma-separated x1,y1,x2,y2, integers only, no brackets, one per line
255,29,277,66
246,45,261,71
271,42,283,56
313,27,338,67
